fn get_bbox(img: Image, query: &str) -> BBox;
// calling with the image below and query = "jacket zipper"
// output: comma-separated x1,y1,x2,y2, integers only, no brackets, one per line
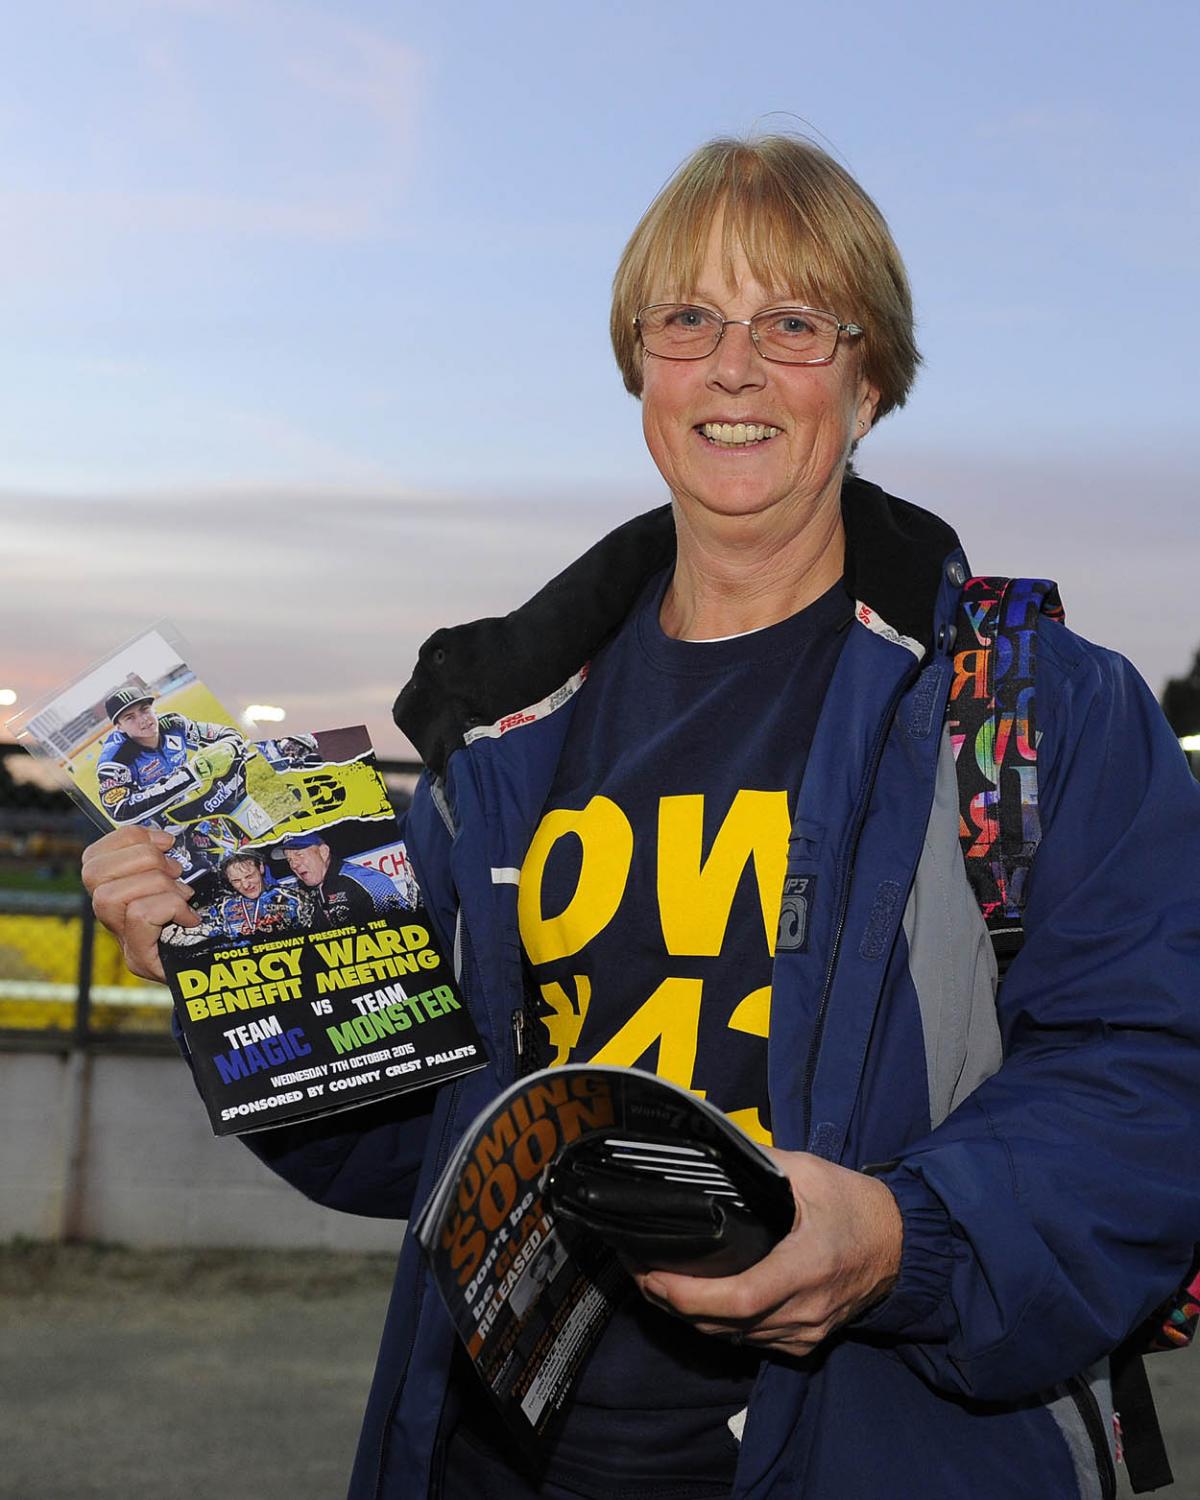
800,664,919,1145
1065,1374,1117,1500
511,1007,527,1074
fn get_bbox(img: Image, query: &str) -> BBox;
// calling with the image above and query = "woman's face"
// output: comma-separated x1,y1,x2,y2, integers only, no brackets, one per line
639,218,879,535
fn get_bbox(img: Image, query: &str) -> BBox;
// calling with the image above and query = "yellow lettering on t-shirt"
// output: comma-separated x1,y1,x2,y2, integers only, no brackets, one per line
725,984,774,1143
657,790,791,956
588,976,704,1094
518,796,633,964
729,984,771,1037
725,1107,773,1145
539,975,591,1066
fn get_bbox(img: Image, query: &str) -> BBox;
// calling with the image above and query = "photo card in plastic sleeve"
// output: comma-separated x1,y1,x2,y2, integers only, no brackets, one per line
7,622,298,892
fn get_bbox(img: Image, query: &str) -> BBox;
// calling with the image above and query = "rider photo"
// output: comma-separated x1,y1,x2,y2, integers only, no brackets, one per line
271,830,414,928
161,849,317,950
258,733,323,770
98,686,262,830
96,685,279,895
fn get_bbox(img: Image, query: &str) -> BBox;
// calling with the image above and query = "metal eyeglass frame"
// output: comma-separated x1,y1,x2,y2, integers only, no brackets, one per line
634,303,863,366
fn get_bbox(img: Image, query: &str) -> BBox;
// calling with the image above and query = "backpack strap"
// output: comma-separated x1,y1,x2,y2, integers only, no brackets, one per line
950,575,1194,1491
950,576,1064,979
1111,1343,1175,1492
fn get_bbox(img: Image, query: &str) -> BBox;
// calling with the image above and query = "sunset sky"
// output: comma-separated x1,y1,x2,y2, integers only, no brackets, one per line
4,0,1197,757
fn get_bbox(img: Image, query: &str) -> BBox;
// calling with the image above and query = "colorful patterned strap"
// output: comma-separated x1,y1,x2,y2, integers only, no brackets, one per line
950,577,1064,969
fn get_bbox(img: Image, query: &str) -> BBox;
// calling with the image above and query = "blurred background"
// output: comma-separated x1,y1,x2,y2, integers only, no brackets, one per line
2,1,1198,1495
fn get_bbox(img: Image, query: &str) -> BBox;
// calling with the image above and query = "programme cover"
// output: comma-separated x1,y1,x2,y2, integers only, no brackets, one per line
159,723,485,1135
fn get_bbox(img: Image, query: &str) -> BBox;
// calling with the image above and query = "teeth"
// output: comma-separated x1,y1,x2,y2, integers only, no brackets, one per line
701,423,780,445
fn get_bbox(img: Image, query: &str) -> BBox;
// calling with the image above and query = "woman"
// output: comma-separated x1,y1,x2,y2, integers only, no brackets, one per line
84,135,1200,1500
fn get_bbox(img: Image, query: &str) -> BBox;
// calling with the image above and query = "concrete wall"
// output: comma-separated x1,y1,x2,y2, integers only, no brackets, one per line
3,1051,72,1240
0,1047,408,1251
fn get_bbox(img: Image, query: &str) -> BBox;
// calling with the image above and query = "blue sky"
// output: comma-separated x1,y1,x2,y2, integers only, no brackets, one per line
4,0,1198,753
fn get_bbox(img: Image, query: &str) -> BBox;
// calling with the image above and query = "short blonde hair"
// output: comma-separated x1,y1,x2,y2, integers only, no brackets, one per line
610,135,919,422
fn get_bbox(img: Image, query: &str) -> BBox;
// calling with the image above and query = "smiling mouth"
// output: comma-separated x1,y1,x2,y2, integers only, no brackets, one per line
698,422,781,447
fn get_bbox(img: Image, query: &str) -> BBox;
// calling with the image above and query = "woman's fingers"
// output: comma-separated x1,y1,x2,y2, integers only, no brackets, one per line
82,826,177,892
119,891,200,983
83,826,196,984
91,866,194,925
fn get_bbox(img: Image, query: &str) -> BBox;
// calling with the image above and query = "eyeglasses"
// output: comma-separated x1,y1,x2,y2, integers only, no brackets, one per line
634,303,863,366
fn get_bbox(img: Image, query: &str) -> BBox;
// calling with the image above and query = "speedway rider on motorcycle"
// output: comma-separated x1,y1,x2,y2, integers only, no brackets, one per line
97,686,274,889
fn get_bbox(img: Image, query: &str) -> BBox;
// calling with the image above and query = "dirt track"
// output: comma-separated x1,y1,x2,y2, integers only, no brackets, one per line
1,1243,1196,1499
0,1244,391,1500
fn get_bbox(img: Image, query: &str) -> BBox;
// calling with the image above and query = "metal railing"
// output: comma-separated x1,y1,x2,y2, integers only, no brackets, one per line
0,889,175,1051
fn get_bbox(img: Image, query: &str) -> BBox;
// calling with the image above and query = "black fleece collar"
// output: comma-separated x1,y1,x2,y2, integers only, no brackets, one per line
394,475,961,776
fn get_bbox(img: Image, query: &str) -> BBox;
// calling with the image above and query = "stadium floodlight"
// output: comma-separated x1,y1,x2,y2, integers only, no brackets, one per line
1180,734,1200,752
243,703,286,724
0,689,16,706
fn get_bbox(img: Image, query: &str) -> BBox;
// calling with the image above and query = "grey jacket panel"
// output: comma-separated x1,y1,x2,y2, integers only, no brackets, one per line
902,726,1002,1130
904,732,1117,1498
1045,1362,1117,1500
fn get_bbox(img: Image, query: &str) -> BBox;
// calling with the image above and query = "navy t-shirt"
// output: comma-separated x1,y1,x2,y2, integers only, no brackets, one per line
507,571,852,1497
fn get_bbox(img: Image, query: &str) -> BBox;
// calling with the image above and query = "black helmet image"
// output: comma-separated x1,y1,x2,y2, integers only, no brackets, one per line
105,686,156,723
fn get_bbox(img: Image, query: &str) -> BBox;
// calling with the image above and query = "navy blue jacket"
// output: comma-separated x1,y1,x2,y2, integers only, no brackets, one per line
245,478,1200,1499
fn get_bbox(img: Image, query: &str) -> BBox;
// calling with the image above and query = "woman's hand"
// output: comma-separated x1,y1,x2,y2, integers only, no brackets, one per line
631,1148,903,1359
81,826,199,983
